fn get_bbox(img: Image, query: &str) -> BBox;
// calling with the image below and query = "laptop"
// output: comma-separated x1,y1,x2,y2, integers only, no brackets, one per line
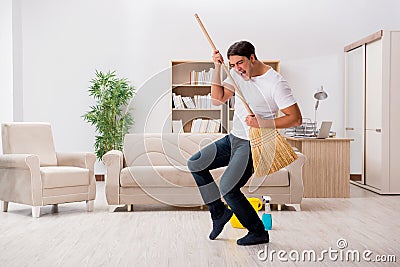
315,121,332,139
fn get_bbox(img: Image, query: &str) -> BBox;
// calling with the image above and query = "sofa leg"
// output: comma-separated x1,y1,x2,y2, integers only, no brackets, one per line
127,204,133,212
1,201,9,212
86,200,94,212
32,206,40,218
109,205,125,212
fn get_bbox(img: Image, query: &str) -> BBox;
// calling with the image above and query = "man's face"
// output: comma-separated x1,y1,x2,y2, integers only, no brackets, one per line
229,55,254,81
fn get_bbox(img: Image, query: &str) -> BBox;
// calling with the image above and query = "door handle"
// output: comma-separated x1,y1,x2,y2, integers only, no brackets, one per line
365,128,382,133
345,127,354,130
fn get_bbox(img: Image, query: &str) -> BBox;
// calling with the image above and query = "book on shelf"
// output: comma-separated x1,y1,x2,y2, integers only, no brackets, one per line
172,120,184,133
199,120,209,133
182,96,196,109
189,66,226,85
193,94,220,109
208,119,221,133
190,68,214,85
206,120,214,133
173,93,221,110
190,118,221,133
190,118,202,133
172,93,184,109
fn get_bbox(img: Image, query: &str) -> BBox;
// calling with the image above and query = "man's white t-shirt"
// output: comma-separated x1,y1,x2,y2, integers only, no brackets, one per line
223,67,297,140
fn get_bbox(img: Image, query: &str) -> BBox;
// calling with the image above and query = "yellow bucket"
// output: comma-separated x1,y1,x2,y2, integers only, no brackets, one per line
229,197,263,229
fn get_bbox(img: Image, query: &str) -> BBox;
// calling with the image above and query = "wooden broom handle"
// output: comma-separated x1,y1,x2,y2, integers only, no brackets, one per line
194,13,254,115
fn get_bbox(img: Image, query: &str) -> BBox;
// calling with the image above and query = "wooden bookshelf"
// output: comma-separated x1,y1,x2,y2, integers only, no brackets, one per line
171,61,226,133
171,60,280,133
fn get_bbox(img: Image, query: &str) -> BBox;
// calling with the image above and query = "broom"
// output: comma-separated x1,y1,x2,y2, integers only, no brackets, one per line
194,13,298,177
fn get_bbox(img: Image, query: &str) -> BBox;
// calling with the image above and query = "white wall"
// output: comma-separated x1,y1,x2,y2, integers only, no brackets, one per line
12,0,400,157
12,0,23,122
0,0,13,154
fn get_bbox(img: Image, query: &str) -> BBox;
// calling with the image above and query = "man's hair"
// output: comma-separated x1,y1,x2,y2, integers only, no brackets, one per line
227,41,257,60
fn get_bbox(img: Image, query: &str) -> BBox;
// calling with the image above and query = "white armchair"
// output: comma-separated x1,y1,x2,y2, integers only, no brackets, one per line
0,122,96,218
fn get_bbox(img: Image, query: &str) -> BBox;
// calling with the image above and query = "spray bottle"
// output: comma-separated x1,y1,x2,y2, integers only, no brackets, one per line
262,195,272,230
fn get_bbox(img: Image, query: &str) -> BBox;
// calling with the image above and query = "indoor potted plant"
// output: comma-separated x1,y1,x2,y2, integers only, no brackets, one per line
83,70,135,159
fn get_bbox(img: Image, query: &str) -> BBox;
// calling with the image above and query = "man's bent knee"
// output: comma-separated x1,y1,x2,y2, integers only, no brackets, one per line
187,152,201,172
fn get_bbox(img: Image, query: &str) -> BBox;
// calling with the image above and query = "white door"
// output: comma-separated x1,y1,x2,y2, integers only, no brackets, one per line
345,45,365,180
365,39,383,190
365,130,382,189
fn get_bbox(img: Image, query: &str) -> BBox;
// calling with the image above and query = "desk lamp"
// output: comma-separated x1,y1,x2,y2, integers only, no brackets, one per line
314,85,328,126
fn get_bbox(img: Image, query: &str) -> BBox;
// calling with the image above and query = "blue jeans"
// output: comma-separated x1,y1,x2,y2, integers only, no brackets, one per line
188,134,265,233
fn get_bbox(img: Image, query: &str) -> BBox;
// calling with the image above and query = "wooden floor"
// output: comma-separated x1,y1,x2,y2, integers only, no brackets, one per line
0,183,399,267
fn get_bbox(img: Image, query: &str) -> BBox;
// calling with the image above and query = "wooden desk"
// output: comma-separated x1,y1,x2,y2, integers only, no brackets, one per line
286,137,352,198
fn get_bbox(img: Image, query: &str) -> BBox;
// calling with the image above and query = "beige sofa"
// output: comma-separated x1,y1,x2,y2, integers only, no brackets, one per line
0,123,96,218
103,133,305,212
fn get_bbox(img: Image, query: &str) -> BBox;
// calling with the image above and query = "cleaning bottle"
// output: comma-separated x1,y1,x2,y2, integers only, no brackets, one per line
262,195,272,230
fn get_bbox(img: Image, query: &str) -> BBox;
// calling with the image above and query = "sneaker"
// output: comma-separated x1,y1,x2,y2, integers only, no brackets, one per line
209,208,233,240
237,231,269,246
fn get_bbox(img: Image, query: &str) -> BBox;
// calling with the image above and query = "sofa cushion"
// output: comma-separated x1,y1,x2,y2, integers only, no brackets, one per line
120,166,225,188
120,165,289,188
123,133,225,167
2,123,58,166
40,166,89,189
246,168,289,187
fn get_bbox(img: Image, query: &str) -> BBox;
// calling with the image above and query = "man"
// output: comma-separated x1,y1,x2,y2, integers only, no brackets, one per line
187,41,302,246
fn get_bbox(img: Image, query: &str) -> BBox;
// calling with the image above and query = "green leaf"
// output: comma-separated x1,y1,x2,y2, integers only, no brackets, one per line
82,70,135,159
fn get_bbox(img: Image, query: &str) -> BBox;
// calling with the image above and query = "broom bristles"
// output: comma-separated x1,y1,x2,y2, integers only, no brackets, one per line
249,127,298,177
